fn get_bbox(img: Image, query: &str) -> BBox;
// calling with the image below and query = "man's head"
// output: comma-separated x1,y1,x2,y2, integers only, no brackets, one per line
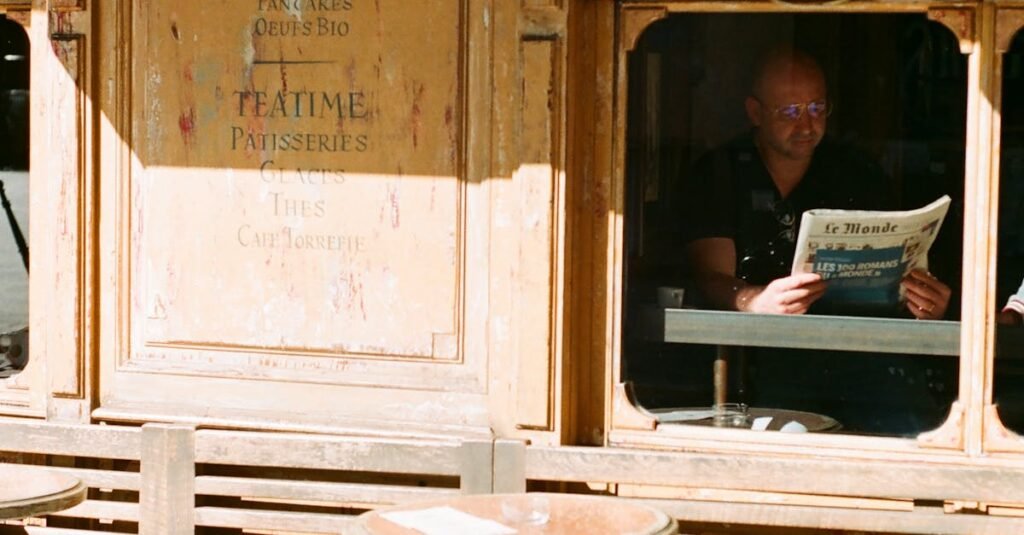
745,48,828,162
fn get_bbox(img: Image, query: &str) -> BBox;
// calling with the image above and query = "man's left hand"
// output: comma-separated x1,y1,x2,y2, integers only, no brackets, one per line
902,269,951,320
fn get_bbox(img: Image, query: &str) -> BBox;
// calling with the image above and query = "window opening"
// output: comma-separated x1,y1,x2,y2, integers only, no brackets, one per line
995,29,1024,434
622,13,966,437
0,15,29,379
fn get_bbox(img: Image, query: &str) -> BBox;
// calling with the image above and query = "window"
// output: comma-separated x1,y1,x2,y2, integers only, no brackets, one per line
620,12,966,438
0,15,29,379
996,27,1024,436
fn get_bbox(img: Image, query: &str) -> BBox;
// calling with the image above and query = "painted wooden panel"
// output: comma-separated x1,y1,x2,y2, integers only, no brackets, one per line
514,39,560,430
129,1,464,362
45,35,85,402
95,0,501,431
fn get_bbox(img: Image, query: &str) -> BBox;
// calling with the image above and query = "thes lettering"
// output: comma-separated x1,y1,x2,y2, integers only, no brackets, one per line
269,192,326,218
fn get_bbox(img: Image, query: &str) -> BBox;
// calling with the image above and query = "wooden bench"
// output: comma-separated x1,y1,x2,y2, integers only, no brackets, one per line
0,419,493,534
493,440,1024,535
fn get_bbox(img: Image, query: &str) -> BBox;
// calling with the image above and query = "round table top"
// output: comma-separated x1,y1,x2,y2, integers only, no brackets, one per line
654,406,840,432
352,493,678,535
0,464,87,520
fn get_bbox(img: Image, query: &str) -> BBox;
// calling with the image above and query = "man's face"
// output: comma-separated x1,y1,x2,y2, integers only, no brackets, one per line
746,64,827,162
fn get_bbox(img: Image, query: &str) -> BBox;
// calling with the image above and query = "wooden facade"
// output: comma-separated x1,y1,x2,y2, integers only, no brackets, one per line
3,0,1024,533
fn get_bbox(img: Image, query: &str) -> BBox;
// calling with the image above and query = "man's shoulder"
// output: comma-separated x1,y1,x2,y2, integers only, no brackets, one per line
692,134,759,174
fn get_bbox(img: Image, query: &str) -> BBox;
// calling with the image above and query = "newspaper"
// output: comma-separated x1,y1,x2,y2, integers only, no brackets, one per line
791,195,951,309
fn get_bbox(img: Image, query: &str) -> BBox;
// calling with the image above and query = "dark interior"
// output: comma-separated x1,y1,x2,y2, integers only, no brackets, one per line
996,29,1024,434
621,13,967,436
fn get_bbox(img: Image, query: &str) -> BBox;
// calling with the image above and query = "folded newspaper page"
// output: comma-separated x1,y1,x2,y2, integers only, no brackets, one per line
791,195,951,309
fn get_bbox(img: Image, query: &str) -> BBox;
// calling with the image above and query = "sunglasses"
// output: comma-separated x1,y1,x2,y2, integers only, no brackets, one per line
762,99,833,122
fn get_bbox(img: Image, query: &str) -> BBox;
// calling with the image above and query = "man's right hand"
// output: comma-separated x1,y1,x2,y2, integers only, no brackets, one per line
739,273,827,315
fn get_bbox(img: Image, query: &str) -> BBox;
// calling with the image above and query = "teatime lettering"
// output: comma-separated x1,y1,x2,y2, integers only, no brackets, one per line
234,90,368,119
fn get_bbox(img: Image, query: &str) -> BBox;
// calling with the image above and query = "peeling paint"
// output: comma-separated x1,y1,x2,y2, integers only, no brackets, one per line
410,81,425,149
178,107,197,146
388,185,400,229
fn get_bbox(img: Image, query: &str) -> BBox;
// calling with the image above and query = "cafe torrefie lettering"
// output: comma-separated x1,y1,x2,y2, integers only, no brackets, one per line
233,0,367,255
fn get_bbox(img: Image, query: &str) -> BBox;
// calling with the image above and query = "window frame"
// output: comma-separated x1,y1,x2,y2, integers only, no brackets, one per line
598,0,1003,459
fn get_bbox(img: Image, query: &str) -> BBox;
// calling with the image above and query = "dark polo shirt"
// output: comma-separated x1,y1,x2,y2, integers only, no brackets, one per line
682,133,893,286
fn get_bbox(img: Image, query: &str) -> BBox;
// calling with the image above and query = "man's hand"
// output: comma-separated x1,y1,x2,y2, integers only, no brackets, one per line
902,269,951,320
739,273,827,315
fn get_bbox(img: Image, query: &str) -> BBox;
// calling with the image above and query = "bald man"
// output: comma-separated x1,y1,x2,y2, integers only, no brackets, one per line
683,48,951,319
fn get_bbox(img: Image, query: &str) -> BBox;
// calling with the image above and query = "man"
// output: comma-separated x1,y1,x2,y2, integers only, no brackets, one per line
677,48,957,433
683,48,951,319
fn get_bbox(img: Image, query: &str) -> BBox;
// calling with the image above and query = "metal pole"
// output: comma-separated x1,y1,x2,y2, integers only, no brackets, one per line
714,345,729,407
0,179,28,273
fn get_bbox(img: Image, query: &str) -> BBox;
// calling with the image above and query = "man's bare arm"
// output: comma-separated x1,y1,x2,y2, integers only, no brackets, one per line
685,238,751,310
686,237,826,314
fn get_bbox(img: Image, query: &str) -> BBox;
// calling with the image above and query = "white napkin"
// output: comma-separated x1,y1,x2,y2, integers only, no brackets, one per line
381,506,516,535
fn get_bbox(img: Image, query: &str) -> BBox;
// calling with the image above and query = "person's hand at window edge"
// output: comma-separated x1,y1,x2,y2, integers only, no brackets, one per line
998,290,1024,325
902,268,951,320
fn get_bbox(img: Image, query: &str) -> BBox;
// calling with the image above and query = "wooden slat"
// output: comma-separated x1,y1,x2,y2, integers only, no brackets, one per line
458,439,493,494
493,439,527,494
140,424,194,535
24,528,123,535
637,498,1024,535
616,484,914,512
194,430,462,475
523,446,1024,503
0,420,141,459
195,506,355,533
640,308,959,356
43,466,140,491
50,500,139,522
195,476,458,505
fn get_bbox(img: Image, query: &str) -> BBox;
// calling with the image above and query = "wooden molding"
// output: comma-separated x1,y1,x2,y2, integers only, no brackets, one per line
995,9,1024,54
6,10,30,28
521,6,566,41
928,9,975,55
612,383,657,431
47,35,87,401
983,404,1024,453
916,401,964,449
50,0,84,10
620,6,667,53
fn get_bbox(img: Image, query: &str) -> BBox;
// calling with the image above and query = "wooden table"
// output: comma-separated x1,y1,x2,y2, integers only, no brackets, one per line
352,493,678,534
0,464,87,520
